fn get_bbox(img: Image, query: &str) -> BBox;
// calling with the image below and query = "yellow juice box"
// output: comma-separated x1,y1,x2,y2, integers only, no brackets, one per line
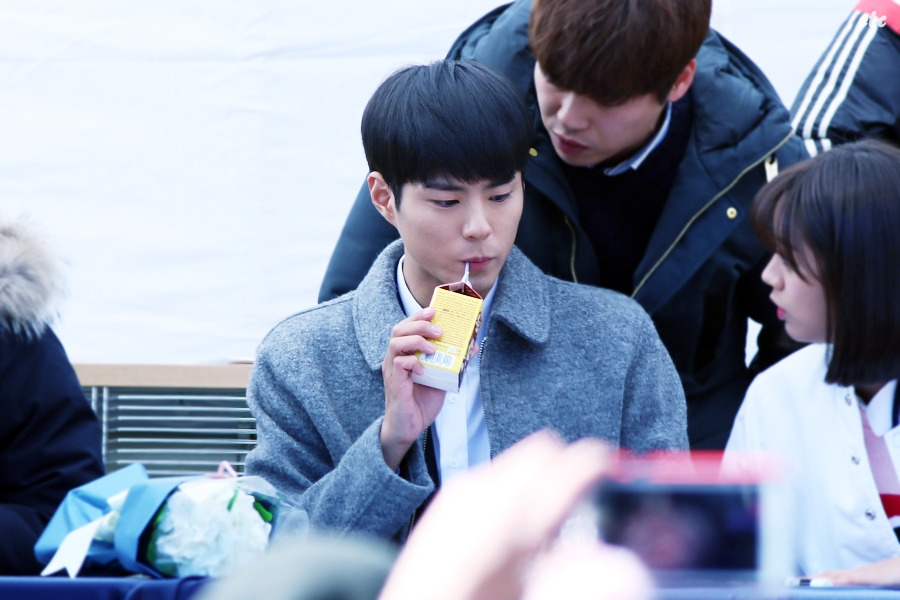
413,277,483,393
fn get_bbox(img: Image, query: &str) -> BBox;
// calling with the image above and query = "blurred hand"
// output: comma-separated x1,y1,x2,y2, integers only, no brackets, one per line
523,538,654,600
379,431,636,600
812,557,900,587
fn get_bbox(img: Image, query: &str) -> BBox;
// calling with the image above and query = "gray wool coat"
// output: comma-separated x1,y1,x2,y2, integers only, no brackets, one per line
245,241,687,540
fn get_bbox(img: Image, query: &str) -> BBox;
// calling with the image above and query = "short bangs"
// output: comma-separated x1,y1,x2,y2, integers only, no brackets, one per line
361,60,532,201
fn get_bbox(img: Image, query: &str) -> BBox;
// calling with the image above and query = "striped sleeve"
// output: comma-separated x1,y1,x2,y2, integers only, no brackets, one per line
790,2,900,156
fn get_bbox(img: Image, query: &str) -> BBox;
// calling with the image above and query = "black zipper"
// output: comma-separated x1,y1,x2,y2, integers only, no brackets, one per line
405,426,433,539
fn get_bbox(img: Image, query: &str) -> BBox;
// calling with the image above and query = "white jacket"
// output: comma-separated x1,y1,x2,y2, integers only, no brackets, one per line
724,344,900,575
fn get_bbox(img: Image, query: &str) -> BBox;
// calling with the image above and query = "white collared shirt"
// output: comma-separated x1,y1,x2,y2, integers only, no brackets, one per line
601,102,673,176
724,344,900,575
396,256,493,484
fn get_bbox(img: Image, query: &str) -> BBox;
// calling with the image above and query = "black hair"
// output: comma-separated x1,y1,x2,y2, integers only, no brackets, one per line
360,59,532,204
750,139,900,387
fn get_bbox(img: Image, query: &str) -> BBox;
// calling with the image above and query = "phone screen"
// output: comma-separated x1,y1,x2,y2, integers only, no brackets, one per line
595,480,760,573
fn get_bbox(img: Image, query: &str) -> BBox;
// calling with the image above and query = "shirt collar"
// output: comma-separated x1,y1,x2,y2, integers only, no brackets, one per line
861,380,900,435
601,102,673,176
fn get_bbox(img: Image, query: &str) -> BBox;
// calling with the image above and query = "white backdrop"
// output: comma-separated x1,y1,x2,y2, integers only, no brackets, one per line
0,0,854,364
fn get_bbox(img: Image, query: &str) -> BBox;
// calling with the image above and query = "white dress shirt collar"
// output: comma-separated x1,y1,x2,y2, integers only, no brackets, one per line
601,102,673,176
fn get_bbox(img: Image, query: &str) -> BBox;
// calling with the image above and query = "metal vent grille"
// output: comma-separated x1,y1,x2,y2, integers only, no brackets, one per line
77,364,256,477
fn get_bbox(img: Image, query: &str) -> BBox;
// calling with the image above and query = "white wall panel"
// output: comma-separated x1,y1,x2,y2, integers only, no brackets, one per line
0,1,855,363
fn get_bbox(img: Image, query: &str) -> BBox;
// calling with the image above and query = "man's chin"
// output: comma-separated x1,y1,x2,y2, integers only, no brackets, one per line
553,148,602,168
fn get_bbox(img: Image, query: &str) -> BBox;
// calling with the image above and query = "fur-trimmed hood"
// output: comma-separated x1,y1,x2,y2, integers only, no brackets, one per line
0,220,63,338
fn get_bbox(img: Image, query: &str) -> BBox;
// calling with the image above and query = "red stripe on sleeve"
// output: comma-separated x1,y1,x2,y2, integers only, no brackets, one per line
880,493,900,518
854,0,900,35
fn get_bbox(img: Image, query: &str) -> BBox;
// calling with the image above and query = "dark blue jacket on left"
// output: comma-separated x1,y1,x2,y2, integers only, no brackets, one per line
0,222,104,575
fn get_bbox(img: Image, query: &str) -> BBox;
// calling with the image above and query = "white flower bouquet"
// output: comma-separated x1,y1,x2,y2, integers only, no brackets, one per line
141,476,274,577
35,463,305,578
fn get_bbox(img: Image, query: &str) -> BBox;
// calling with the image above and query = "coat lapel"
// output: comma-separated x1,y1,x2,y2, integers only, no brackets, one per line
489,248,551,346
353,241,407,372
352,242,551,375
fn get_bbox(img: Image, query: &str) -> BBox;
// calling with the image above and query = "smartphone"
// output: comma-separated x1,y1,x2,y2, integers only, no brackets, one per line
594,479,760,573
592,452,793,584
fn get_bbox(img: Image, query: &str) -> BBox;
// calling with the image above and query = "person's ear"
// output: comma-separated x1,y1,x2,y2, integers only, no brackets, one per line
666,59,696,103
368,171,398,227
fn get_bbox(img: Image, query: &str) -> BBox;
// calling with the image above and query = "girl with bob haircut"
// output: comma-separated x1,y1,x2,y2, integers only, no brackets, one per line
724,139,900,577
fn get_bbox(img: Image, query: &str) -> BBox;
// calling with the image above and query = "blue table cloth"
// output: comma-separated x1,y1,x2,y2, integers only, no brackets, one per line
0,575,207,600
657,583,900,599
3,575,900,600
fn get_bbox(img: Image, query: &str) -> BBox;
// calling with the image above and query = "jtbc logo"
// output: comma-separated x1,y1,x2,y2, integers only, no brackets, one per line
859,10,887,28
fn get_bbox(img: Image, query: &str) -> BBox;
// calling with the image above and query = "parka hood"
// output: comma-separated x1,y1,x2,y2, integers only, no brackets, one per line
0,220,63,338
